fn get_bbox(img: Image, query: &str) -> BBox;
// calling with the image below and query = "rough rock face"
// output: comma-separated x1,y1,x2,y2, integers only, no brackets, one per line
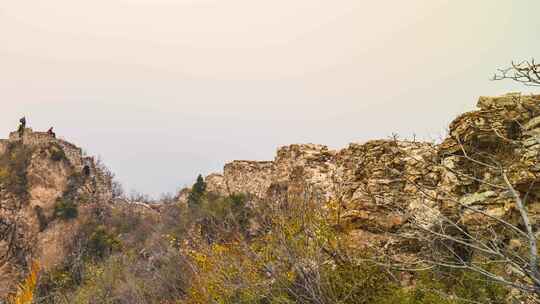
204,93,540,248
223,161,274,198
0,129,112,297
436,94,540,234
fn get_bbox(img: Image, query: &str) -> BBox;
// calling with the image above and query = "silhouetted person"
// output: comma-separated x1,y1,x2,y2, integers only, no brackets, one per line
47,127,56,138
18,117,26,138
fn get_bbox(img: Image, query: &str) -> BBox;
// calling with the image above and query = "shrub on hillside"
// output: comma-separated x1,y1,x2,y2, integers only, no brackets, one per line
54,199,78,220
0,142,32,199
33,189,510,304
187,174,206,208
182,194,508,304
50,145,66,162
86,225,121,260
190,192,253,243
0,167,8,184
64,172,85,199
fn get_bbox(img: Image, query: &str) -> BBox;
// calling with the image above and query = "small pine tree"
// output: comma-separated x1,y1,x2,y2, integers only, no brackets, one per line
188,174,206,208
193,174,206,194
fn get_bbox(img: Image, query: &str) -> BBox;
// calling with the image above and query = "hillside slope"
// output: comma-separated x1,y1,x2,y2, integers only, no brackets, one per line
0,129,113,297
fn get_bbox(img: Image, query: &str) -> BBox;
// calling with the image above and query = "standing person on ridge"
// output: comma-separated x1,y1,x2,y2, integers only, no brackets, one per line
18,116,26,138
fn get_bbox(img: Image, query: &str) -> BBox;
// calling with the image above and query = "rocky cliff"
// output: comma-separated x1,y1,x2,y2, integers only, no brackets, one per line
0,129,113,297
203,93,540,249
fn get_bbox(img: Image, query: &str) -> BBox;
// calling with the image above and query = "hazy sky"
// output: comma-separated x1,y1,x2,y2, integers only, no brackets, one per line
1,1,539,196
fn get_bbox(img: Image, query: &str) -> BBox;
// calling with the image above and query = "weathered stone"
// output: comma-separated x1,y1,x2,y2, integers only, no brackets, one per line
523,136,540,147
200,93,540,258
524,116,540,131
460,191,497,206
205,173,227,194
223,160,274,198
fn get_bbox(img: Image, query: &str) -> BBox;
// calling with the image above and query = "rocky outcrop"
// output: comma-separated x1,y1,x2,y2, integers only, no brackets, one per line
204,93,540,249
206,141,436,212
0,129,113,297
223,161,274,198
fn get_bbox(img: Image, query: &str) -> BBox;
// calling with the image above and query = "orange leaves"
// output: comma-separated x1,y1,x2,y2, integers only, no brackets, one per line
9,261,40,304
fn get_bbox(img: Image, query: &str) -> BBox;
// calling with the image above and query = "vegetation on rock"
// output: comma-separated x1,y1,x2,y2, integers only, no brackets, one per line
49,144,67,162
188,174,206,208
53,198,79,220
0,142,32,199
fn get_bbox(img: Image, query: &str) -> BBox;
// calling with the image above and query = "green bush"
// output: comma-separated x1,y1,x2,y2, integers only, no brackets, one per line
0,142,32,199
228,193,251,232
259,261,400,304
188,174,206,208
54,199,79,220
50,171,85,222
86,225,121,260
193,192,252,242
50,146,66,162
372,269,507,304
64,172,84,198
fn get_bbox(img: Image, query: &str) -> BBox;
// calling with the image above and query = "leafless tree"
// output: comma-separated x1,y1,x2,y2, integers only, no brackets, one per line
493,59,540,86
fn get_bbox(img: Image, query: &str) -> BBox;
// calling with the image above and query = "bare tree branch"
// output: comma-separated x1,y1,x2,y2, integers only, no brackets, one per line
493,59,540,87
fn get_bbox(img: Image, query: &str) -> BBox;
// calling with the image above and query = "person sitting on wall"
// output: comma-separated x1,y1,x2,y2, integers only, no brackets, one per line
47,127,56,138
18,116,26,138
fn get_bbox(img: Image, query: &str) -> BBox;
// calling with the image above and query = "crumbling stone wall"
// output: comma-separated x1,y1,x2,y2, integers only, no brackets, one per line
9,129,85,169
208,141,436,210
223,161,274,197
205,173,227,194
205,93,540,249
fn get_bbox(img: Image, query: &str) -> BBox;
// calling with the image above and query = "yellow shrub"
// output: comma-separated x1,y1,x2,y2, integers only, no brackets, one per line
185,242,267,304
0,167,8,181
9,261,40,304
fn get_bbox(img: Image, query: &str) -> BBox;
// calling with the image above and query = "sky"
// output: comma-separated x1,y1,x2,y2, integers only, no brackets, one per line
1,1,540,196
